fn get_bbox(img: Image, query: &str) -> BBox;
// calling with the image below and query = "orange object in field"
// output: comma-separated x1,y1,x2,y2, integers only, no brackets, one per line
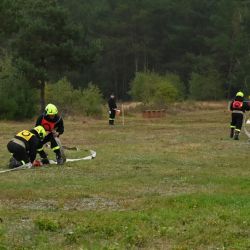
116,109,121,116
33,160,42,167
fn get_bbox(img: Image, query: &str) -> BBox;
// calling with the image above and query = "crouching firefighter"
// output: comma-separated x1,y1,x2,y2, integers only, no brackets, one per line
35,103,65,164
229,91,249,140
7,126,46,168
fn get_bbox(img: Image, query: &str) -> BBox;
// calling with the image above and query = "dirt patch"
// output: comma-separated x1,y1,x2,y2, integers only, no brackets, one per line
0,197,121,211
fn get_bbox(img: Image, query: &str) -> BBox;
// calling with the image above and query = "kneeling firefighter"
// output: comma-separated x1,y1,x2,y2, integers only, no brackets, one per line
7,126,46,168
229,91,250,140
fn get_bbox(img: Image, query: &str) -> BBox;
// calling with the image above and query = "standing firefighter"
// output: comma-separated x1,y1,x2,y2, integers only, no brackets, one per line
230,91,249,140
35,103,65,164
7,126,46,168
108,94,117,125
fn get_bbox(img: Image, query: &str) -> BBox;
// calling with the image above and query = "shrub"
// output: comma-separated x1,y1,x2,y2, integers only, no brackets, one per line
129,71,180,106
129,72,158,104
46,78,103,116
164,73,186,100
153,81,179,107
77,83,104,116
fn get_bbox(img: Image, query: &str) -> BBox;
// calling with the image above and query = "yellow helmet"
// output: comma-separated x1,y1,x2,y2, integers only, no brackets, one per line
45,103,58,115
236,91,244,97
33,125,46,140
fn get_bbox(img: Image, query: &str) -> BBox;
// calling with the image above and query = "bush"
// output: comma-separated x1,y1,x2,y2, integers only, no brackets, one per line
129,72,180,106
46,77,103,116
164,73,186,100
129,72,158,104
153,81,179,106
77,84,104,116
0,55,38,120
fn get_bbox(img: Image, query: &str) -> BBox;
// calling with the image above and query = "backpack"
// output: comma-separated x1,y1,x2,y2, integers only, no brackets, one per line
232,100,243,109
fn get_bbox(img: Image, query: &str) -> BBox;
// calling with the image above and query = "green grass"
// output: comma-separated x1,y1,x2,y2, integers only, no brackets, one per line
0,102,249,249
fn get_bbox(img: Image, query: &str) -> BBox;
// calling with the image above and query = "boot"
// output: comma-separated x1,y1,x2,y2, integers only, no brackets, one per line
56,155,64,165
230,128,234,138
9,157,21,169
39,150,49,164
109,119,114,125
55,150,64,165
234,130,240,140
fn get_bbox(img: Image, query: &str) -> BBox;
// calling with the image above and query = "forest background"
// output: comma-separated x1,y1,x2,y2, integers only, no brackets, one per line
0,0,250,119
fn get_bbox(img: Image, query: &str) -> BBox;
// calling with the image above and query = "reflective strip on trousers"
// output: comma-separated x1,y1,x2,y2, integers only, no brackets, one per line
11,138,26,148
232,110,244,114
52,146,60,151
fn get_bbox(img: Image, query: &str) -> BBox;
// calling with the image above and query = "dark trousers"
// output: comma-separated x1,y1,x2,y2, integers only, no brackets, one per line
42,133,59,149
38,133,61,158
109,110,116,125
231,113,243,131
7,141,29,163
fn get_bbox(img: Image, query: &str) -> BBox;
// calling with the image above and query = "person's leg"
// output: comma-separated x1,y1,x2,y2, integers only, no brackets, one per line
230,113,236,138
37,141,49,164
234,113,243,140
37,133,52,157
51,137,64,164
7,141,29,168
109,110,116,125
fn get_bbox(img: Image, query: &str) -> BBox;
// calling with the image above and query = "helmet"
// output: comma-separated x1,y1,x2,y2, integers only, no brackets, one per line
33,125,46,140
236,91,244,97
45,103,58,115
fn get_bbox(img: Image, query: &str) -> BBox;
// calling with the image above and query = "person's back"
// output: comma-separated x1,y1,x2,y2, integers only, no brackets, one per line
7,126,46,168
229,91,249,140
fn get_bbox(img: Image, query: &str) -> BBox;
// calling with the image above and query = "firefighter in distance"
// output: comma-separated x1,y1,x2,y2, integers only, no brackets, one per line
230,91,249,140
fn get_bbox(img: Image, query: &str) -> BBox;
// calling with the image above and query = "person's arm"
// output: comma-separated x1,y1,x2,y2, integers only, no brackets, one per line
35,115,43,126
53,117,64,136
29,137,39,163
230,101,233,111
244,101,250,111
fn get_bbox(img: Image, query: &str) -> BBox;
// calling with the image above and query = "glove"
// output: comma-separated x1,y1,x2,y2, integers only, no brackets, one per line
52,130,59,138
26,162,33,168
41,158,50,164
32,160,42,167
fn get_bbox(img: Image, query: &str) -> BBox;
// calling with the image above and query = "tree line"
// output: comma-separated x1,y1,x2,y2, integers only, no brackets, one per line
1,0,250,118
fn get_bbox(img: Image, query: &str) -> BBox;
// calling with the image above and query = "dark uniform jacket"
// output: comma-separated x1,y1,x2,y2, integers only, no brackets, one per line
108,97,117,111
36,114,64,135
230,96,249,112
14,129,41,162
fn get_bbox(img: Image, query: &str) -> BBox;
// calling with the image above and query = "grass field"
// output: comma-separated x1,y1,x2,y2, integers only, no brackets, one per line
0,102,249,250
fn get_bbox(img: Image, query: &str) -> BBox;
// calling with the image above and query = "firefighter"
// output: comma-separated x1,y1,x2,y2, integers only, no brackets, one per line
108,94,117,125
229,91,249,140
35,103,65,164
7,126,46,168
